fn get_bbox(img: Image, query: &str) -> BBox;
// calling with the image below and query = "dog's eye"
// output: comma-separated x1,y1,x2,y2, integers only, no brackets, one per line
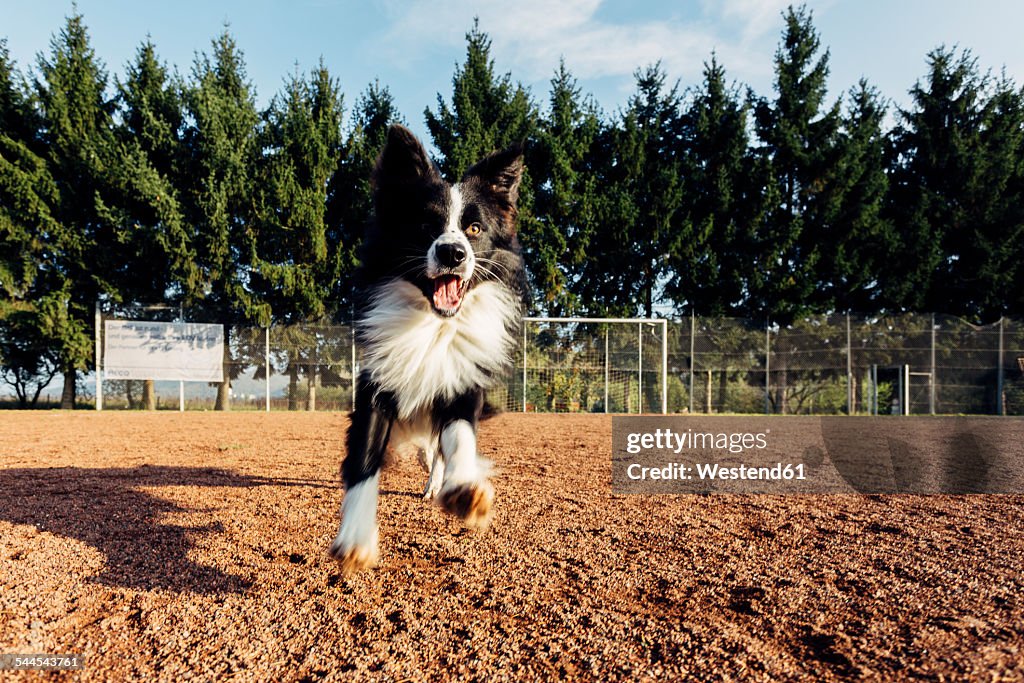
465,222,482,237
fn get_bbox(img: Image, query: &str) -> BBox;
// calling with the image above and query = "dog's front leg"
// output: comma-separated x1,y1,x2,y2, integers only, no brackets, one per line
437,393,494,529
330,381,393,574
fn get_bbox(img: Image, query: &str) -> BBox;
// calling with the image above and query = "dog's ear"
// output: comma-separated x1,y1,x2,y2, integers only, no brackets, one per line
373,125,439,189
463,143,525,210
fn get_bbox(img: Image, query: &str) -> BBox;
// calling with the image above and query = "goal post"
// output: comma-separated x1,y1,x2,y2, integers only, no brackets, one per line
515,317,669,414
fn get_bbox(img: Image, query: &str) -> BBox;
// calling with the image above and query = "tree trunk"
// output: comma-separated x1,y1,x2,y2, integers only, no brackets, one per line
61,368,76,409
126,381,135,409
776,362,788,415
143,379,156,410
215,380,231,411
717,370,728,412
30,379,47,408
215,328,231,411
306,364,317,412
288,365,299,411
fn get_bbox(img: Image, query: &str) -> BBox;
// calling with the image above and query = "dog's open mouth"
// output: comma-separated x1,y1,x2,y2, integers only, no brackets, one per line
432,274,467,316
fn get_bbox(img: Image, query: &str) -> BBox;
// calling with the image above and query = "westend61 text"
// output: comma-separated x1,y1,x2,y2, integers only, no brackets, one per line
627,462,807,481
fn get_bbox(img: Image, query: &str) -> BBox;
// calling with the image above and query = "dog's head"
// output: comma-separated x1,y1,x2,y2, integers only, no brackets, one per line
370,125,523,317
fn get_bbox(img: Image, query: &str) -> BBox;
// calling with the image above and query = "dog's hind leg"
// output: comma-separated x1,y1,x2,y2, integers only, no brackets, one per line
330,379,394,575
437,391,494,529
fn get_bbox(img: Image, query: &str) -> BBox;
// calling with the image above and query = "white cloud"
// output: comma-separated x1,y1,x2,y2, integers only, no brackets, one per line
383,2,703,68
375,0,824,105
709,0,795,40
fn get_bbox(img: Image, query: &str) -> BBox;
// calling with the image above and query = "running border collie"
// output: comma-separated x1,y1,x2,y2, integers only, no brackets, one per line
329,125,526,575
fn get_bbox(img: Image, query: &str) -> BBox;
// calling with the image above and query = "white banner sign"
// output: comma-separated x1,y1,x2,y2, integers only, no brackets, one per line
104,320,224,382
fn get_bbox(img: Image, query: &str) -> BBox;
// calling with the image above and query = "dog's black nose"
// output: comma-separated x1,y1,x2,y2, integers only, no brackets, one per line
436,242,467,267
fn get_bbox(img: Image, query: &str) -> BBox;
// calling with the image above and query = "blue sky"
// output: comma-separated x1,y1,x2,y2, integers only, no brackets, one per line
4,0,1024,146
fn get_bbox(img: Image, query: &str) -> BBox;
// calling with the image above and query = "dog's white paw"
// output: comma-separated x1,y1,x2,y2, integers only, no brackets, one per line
329,527,379,576
331,475,380,575
438,480,494,530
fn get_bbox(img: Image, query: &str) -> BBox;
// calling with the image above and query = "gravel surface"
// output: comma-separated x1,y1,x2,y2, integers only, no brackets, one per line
1,411,1022,681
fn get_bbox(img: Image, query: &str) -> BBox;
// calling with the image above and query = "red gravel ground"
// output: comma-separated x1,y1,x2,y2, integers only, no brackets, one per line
1,411,1022,681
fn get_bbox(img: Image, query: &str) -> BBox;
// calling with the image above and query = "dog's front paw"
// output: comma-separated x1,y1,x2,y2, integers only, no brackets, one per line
329,529,379,575
438,480,494,530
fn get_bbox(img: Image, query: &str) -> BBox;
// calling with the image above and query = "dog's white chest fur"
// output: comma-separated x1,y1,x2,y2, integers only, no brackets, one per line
358,279,519,418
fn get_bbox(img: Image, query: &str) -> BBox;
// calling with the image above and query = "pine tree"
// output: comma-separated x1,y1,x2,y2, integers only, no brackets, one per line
1,40,52,299
578,64,684,317
108,40,195,306
254,62,345,409
821,80,894,312
963,74,1024,319
328,79,403,316
425,21,541,306
183,29,264,409
0,39,36,142
630,64,686,318
0,42,66,406
666,55,766,316
33,12,119,408
752,5,842,321
424,20,535,178
531,61,601,315
118,41,185,181
101,40,196,408
255,63,343,322
570,116,639,317
886,47,1005,320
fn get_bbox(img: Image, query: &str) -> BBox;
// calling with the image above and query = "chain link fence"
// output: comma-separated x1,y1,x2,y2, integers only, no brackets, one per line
504,318,667,414
89,309,672,414
666,314,1022,416
14,305,1020,415
92,303,356,411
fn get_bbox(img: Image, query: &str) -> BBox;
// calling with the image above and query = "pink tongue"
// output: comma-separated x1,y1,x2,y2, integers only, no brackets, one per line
433,276,462,309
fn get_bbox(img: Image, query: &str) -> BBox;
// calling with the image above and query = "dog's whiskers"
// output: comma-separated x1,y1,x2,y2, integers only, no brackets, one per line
475,257,511,276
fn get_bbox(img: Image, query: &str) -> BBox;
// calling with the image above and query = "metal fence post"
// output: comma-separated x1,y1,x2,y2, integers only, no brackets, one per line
604,326,609,414
637,323,643,414
846,312,853,415
94,301,102,411
689,312,695,415
661,319,668,414
265,326,271,412
906,364,911,415
764,320,771,415
522,323,527,413
178,304,185,411
998,316,1005,416
930,314,937,415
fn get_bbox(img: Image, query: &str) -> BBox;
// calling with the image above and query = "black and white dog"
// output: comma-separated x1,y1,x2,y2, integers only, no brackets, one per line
329,125,526,574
